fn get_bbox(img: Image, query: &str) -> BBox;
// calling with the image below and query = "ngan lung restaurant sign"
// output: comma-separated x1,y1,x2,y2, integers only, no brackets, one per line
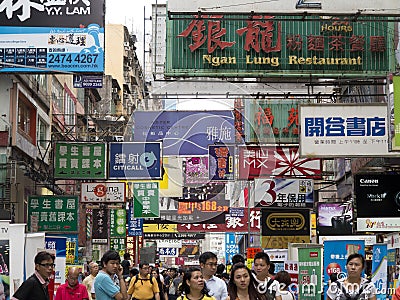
166,14,393,77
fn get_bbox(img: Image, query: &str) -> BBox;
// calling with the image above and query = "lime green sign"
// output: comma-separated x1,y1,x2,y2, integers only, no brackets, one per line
54,142,107,179
298,247,323,300
110,209,126,237
28,196,78,232
133,182,159,218
166,15,394,77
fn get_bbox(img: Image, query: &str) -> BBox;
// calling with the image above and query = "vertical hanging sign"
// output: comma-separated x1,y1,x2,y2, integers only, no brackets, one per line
92,208,108,244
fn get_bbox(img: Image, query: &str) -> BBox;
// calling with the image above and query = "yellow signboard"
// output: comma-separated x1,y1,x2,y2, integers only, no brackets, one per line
261,235,310,249
143,224,178,233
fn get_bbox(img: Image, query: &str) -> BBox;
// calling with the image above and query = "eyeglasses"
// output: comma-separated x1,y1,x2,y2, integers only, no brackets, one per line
39,263,56,268
205,263,218,267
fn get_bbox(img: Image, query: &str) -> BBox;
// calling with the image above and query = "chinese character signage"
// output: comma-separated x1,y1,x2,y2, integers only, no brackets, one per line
54,143,106,179
317,202,353,235
238,146,321,180
166,14,393,77
134,111,235,155
0,0,104,73
128,204,143,236
245,99,301,144
300,104,392,157
110,237,126,257
81,182,125,203
158,247,178,257
110,209,126,237
208,145,234,181
28,196,78,232
261,208,310,236
92,208,108,244
133,182,160,218
109,142,162,179
225,233,239,264
298,247,323,300
184,157,209,185
182,182,225,202
254,178,314,208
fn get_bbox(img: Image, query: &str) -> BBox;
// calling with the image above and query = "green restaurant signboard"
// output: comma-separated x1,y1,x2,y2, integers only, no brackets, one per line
54,142,107,179
28,196,78,232
166,15,394,77
133,182,160,218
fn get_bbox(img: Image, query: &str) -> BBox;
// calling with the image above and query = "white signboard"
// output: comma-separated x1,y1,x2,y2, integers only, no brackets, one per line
319,235,376,246
157,240,182,248
81,182,125,203
168,0,400,15
300,104,395,157
357,218,400,232
158,247,178,257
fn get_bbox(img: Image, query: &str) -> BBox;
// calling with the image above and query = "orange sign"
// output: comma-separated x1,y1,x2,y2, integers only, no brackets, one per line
247,247,262,259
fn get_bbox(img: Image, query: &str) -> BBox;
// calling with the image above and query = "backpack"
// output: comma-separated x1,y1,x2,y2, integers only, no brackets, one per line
336,281,368,300
133,274,155,286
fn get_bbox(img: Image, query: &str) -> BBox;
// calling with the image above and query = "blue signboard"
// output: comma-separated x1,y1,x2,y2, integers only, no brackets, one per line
229,208,244,218
45,236,67,258
158,247,178,256
109,142,162,179
128,204,143,236
209,145,235,181
225,233,239,264
371,244,387,300
134,111,235,155
323,240,365,300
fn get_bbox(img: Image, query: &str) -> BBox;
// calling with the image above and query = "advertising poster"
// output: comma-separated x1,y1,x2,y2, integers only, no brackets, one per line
371,244,387,299
45,236,67,295
0,239,9,300
109,142,162,179
225,233,239,264
208,145,235,181
323,240,365,300
298,247,323,300
317,202,353,235
184,157,208,185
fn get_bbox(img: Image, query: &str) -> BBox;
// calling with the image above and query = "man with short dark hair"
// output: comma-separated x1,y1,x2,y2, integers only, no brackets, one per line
127,262,160,300
12,251,55,300
94,250,128,300
55,267,89,300
253,252,282,300
199,252,228,300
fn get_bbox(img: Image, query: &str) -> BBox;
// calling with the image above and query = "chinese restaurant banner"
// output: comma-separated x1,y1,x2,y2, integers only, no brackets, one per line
238,146,321,180
133,182,160,218
300,104,396,157
177,208,260,233
208,145,235,181
317,202,353,235
245,99,302,144
27,196,78,232
261,208,310,236
54,143,107,179
254,178,314,208
92,207,108,244
133,111,235,155
166,14,394,77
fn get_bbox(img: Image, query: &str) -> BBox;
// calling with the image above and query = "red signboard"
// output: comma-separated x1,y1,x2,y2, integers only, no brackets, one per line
247,247,262,259
177,208,260,233
238,146,321,180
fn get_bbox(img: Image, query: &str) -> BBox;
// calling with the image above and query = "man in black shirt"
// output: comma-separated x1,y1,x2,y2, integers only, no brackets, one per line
11,251,55,300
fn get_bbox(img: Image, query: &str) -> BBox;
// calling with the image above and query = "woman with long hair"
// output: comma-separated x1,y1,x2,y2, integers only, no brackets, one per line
228,263,267,300
274,271,294,300
327,253,376,300
178,267,215,300
152,268,167,300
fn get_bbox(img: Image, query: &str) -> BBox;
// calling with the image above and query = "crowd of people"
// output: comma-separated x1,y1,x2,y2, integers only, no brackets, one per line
11,250,386,300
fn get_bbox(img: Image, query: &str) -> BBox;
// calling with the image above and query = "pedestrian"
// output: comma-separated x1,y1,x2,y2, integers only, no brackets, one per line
231,254,245,266
227,263,266,300
178,267,215,300
127,262,160,300
94,250,128,300
11,250,55,300
165,268,178,300
327,253,376,300
274,271,294,300
121,254,132,280
252,252,282,300
151,268,166,300
83,262,99,300
199,252,228,300
55,267,89,300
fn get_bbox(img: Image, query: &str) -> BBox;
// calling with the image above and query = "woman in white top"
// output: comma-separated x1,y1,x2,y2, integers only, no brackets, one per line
327,253,376,300
274,271,294,300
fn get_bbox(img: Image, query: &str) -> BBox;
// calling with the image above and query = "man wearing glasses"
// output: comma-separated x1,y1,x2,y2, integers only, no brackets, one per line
199,252,228,300
11,251,55,300
55,267,89,300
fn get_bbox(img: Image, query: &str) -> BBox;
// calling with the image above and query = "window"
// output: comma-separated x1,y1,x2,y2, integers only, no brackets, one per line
51,78,64,110
37,118,48,149
65,93,76,126
17,92,36,143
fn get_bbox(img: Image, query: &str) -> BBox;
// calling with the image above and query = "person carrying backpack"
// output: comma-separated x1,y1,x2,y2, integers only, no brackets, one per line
326,253,376,300
127,262,160,300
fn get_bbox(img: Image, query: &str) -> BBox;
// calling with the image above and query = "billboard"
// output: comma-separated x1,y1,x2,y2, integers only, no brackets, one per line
208,145,235,181
81,182,125,203
133,111,236,155
0,1,104,73
300,104,394,157
166,14,393,77
261,208,310,236
254,178,314,208
317,202,353,235
238,146,321,180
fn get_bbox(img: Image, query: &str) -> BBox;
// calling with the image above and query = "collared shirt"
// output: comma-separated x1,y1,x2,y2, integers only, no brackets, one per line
11,271,50,300
93,271,120,300
127,274,159,300
82,274,96,300
54,282,89,300
204,275,228,300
